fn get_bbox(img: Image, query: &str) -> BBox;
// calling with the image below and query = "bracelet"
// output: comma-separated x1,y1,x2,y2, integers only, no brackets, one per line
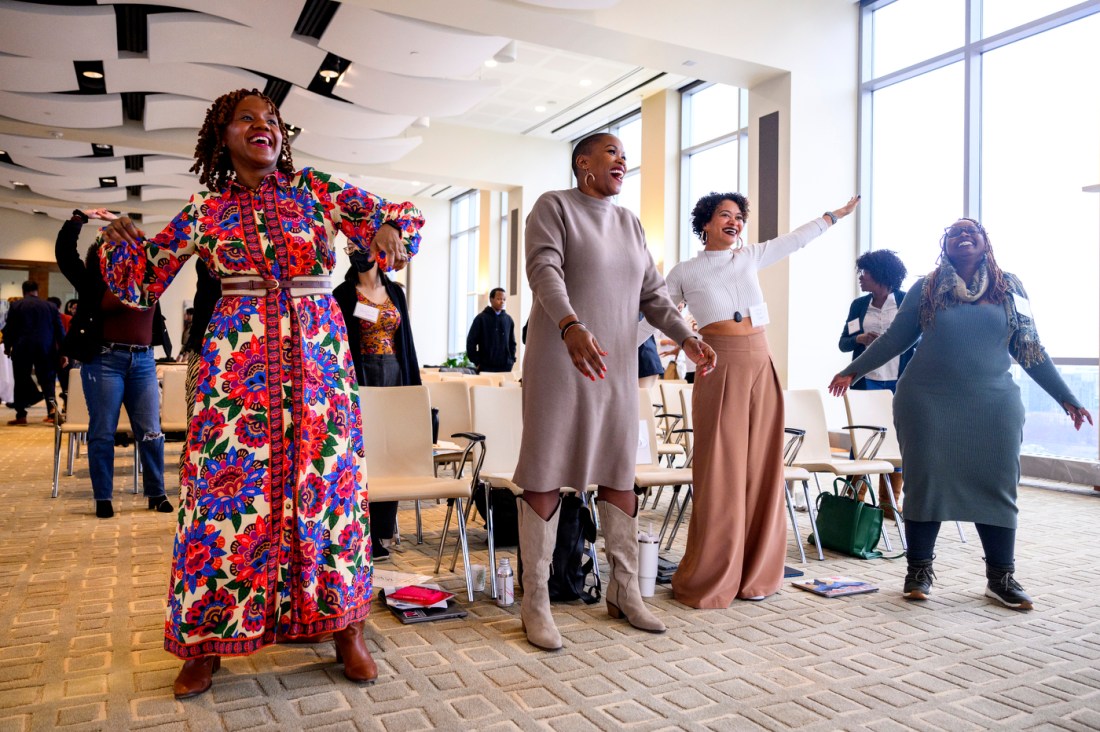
560,320,586,340
823,211,837,226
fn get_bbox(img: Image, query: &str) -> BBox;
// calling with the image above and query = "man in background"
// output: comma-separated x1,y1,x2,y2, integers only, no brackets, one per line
466,287,516,373
2,280,63,424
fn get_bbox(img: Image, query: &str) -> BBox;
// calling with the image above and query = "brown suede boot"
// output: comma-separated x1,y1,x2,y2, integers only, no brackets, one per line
518,499,562,650
173,656,220,699
333,622,378,683
597,501,666,633
879,474,903,521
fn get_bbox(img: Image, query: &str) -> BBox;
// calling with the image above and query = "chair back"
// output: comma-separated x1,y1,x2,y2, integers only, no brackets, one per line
62,368,90,430
783,389,834,462
425,380,473,442
677,385,695,453
160,367,189,432
359,386,434,478
845,389,902,462
636,389,660,467
419,371,442,382
479,372,507,387
463,375,494,387
470,385,523,474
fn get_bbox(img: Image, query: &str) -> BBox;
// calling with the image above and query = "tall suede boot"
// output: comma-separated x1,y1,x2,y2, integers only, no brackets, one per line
597,501,666,633
518,499,562,650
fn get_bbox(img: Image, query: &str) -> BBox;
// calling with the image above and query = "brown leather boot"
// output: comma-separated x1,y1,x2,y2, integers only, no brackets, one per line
333,622,378,684
879,474,903,521
173,656,220,699
277,631,333,644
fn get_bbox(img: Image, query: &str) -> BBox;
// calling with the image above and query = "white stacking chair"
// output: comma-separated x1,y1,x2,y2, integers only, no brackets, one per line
358,386,483,601
160,366,190,433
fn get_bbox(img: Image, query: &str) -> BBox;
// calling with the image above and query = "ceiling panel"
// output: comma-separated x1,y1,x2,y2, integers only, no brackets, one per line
279,87,414,140
335,65,497,117
0,91,123,128
32,186,127,204
105,58,266,101
0,2,117,60
515,0,622,7
105,0,302,34
0,134,97,158
0,57,76,93
322,7,509,80
8,154,125,178
292,131,421,165
142,94,210,132
147,13,327,88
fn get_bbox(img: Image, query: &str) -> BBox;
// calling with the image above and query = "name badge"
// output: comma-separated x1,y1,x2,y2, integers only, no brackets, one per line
748,302,770,327
354,302,380,323
847,318,861,335
1011,292,1032,319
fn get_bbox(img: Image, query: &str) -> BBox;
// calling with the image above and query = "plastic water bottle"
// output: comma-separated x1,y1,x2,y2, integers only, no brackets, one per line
496,558,515,607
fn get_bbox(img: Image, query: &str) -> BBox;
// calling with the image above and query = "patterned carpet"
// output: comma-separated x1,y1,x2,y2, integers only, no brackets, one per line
2,409,1100,731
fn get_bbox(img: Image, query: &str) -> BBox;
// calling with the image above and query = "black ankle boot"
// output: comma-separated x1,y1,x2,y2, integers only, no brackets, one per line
903,556,935,600
95,500,114,519
985,562,1033,610
148,496,174,513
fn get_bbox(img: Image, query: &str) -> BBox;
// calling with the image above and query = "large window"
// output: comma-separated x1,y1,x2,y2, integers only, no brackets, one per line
681,83,748,260
862,0,1100,460
449,191,480,357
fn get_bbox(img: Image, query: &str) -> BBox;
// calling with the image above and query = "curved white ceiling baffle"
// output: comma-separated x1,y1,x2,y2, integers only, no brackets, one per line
0,57,77,93
148,13,327,88
142,156,197,176
0,164,104,191
0,91,123,128
291,131,421,165
279,87,414,141
335,66,498,118
33,186,128,204
321,7,509,80
0,2,117,60
107,0,301,35
141,185,201,202
105,58,266,100
142,94,212,132
514,0,622,7
0,134,98,159
8,154,125,179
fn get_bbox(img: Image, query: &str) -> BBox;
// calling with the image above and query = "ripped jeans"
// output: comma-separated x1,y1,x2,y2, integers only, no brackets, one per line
81,347,165,501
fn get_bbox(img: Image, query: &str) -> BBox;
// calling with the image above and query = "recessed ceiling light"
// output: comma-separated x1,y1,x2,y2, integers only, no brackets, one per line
579,79,592,87
411,181,422,186
483,59,498,68
82,70,104,79
12,181,27,187
318,69,339,81
534,105,547,113
32,209,44,215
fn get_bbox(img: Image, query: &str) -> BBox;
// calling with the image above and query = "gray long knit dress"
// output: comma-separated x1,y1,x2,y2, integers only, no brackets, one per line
514,188,694,493
841,276,1082,528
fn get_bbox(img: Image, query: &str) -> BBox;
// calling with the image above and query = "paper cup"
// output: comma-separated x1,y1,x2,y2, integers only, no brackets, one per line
471,564,487,593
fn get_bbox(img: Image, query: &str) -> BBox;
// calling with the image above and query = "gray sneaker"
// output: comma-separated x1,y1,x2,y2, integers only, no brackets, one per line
903,557,935,600
985,563,1033,610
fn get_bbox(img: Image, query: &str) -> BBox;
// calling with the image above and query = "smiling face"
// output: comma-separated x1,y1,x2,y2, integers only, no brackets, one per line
702,199,747,250
943,218,988,268
575,134,626,199
222,95,283,183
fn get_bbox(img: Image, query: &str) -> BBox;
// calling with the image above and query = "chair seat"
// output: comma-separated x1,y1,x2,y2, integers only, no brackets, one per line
794,458,895,474
368,476,471,503
634,466,693,488
784,466,813,481
483,472,523,495
657,443,685,456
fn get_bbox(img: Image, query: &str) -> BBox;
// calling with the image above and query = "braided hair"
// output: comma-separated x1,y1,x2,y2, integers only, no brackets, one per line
190,89,295,193
920,218,1010,328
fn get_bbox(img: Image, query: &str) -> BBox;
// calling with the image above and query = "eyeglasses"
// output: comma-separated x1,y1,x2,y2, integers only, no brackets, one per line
944,224,982,238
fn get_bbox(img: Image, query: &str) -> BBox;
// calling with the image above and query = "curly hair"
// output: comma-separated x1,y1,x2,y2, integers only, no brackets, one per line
190,88,294,192
855,249,907,292
690,192,749,240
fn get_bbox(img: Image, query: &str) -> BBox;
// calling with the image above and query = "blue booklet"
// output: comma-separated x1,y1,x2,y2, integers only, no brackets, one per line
792,576,878,597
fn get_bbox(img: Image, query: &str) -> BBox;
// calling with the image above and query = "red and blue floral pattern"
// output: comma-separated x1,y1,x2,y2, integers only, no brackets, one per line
98,168,423,658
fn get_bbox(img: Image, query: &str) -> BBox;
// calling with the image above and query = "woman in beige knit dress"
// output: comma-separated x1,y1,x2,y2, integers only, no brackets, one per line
513,133,716,650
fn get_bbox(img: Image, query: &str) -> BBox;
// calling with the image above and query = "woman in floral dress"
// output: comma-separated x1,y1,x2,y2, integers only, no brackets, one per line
98,89,424,699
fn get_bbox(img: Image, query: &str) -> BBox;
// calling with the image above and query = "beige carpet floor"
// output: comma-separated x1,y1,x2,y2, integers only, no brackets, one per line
2,408,1100,731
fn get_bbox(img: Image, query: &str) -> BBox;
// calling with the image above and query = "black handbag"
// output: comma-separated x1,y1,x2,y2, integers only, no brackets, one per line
548,495,601,603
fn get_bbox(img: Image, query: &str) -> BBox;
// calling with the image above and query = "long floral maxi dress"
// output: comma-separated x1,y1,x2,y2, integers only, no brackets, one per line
98,168,424,659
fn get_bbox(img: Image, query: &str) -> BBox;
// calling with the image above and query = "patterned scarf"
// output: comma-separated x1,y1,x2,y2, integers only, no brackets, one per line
919,258,1045,367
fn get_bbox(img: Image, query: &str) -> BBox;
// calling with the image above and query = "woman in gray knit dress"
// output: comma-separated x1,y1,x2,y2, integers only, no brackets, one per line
829,218,1091,610
514,132,716,650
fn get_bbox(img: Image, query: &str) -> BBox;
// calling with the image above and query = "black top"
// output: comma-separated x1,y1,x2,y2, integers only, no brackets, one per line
333,267,421,387
183,258,221,356
54,217,169,362
838,289,916,389
1,294,63,356
466,306,516,372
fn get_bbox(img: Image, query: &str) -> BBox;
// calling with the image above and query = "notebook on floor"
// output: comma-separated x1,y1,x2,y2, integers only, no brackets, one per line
381,591,468,624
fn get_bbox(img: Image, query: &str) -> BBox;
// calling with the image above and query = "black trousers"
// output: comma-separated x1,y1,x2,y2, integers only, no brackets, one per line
361,354,400,541
12,347,55,417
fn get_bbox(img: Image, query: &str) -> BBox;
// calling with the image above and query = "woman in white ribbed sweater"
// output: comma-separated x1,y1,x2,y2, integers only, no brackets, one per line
666,192,859,608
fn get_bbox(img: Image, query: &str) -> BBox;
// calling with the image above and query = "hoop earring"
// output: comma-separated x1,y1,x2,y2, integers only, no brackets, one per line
701,230,708,244
582,171,595,188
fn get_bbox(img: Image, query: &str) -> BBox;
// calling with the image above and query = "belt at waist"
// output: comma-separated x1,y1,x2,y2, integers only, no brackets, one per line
221,276,333,297
103,342,151,353
700,317,764,337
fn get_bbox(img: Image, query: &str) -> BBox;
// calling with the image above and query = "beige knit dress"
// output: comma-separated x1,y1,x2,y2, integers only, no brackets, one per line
514,188,694,493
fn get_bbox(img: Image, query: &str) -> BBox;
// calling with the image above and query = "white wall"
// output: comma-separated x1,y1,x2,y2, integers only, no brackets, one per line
405,196,451,365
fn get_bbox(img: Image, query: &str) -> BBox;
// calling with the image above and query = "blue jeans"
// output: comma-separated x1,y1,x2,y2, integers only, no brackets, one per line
81,348,165,501
863,378,898,392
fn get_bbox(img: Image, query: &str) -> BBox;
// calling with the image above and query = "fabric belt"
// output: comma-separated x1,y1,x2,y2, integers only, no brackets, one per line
103,342,151,353
220,276,333,297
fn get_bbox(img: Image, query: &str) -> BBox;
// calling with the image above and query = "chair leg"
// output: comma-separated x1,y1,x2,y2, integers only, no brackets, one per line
956,521,967,543
415,500,424,544
784,481,806,564
882,478,907,550
664,485,692,550
132,442,139,494
67,433,77,476
802,480,825,561
434,499,454,573
449,493,480,572
651,486,665,511
454,498,474,602
52,428,62,498
657,486,682,544
485,485,498,598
